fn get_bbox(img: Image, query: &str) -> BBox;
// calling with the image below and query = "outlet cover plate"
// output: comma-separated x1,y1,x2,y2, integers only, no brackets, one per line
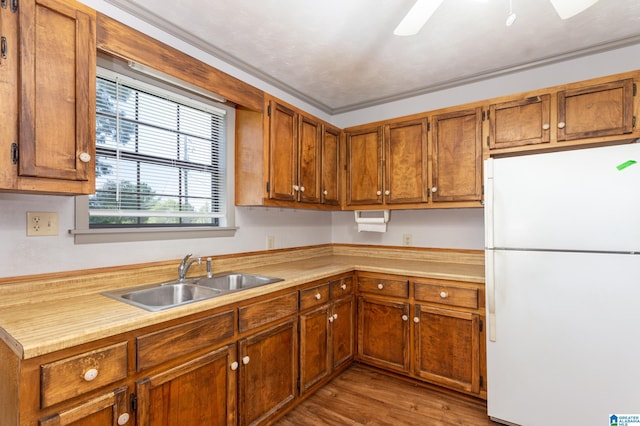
27,211,59,236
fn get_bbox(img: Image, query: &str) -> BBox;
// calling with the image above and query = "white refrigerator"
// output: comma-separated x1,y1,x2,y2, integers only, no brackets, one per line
484,142,640,426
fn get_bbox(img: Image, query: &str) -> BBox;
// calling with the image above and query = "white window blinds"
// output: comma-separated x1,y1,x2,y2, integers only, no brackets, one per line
91,70,227,227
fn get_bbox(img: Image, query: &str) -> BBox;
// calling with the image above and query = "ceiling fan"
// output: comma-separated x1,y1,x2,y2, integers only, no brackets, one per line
393,0,600,36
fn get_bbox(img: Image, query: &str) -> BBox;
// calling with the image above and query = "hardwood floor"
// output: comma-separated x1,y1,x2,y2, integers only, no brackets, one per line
274,364,500,426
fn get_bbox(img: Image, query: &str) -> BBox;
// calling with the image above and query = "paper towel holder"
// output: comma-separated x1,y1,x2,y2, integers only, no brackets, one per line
354,210,390,224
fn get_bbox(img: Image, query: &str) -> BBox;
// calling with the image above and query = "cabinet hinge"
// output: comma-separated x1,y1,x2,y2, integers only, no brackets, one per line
486,136,490,147
1,36,6,59
1,0,5,8
480,375,484,388
10,0,17,12
130,393,137,412
633,83,637,96
482,111,486,121
266,181,270,193
633,116,636,129
427,120,430,132
296,377,300,393
267,104,271,116
11,143,18,164
479,319,483,332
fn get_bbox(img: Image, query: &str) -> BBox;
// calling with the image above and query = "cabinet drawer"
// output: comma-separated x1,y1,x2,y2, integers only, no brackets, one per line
414,281,478,309
300,283,330,310
358,276,409,298
137,310,235,371
330,276,353,300
239,291,298,332
40,342,128,408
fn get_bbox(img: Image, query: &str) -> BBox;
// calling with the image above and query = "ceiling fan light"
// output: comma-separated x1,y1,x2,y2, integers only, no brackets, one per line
393,0,445,36
549,0,599,19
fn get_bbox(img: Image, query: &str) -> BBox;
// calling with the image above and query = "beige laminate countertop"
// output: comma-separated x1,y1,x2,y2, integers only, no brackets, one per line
0,254,484,360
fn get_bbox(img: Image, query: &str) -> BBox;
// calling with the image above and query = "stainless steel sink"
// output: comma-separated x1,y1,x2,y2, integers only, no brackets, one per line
103,282,221,311
102,272,283,311
195,272,283,291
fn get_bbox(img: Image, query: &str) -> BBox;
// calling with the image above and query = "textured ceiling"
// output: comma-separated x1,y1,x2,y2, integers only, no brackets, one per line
105,0,640,114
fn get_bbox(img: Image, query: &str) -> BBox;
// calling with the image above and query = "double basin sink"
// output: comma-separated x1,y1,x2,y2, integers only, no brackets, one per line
103,272,283,311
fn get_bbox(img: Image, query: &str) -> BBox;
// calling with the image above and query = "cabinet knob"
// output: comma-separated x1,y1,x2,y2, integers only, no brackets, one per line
385,190,390,196
293,185,299,191
413,317,420,323
558,121,566,129
329,315,334,323
431,186,437,193
300,186,305,192
377,283,384,290
376,190,382,196
333,313,338,320
401,314,409,321
323,190,328,195
542,123,550,130
117,413,130,425
78,152,91,163
315,293,322,300
230,361,239,371
83,368,98,382
341,283,347,290
242,356,250,365
440,291,448,299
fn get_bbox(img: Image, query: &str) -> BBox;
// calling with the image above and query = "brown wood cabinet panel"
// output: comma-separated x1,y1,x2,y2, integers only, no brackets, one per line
330,276,353,300
321,125,341,206
414,281,478,309
238,291,298,332
40,342,128,408
357,275,409,299
346,127,383,205
431,108,483,202
19,0,95,183
238,319,298,426
384,119,428,204
298,115,322,203
489,94,551,149
414,305,480,394
39,385,129,426
136,310,234,371
299,283,330,310
299,304,331,394
136,345,236,426
558,78,635,141
357,296,410,373
332,296,354,369
268,100,298,201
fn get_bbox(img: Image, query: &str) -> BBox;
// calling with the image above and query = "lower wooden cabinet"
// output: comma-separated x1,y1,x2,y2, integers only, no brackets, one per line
39,386,130,426
238,318,298,426
135,344,237,426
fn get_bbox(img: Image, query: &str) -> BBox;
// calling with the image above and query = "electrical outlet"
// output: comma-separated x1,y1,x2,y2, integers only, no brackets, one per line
27,212,59,236
402,233,413,246
266,235,275,250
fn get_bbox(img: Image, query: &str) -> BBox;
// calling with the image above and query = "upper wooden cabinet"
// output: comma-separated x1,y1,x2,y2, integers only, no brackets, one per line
0,0,96,194
345,126,383,205
236,95,341,209
488,95,551,149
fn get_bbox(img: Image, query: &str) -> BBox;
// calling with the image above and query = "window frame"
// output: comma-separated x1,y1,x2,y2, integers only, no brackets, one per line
72,56,237,244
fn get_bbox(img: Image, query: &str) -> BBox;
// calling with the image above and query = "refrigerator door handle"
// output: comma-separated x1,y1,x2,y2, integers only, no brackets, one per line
486,250,497,342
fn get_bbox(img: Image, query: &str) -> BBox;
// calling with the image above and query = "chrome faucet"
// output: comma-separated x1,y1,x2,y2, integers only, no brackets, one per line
178,254,201,282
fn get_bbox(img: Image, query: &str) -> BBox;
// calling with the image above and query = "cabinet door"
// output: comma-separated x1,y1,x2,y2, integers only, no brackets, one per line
384,119,428,204
268,100,297,201
346,127,383,205
414,305,480,394
299,304,331,394
431,108,482,202
238,319,298,426
321,125,341,205
331,296,354,369
19,0,95,184
136,345,237,426
298,114,321,203
357,296,410,373
39,386,130,426
558,78,634,141
489,95,551,149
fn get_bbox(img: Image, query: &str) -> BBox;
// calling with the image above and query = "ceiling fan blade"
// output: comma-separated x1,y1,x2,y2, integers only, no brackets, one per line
549,0,599,19
394,0,445,36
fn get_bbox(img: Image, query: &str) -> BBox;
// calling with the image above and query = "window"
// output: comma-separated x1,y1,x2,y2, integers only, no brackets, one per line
73,59,236,243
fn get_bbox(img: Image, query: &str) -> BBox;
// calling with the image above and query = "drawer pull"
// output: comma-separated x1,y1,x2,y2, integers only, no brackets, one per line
83,368,98,382
230,361,239,371
377,283,384,290
558,121,566,129
440,291,448,299
401,314,409,321
242,356,250,365
315,293,322,300
329,315,335,323
333,313,338,321
117,413,130,425
413,317,420,323
341,283,347,290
